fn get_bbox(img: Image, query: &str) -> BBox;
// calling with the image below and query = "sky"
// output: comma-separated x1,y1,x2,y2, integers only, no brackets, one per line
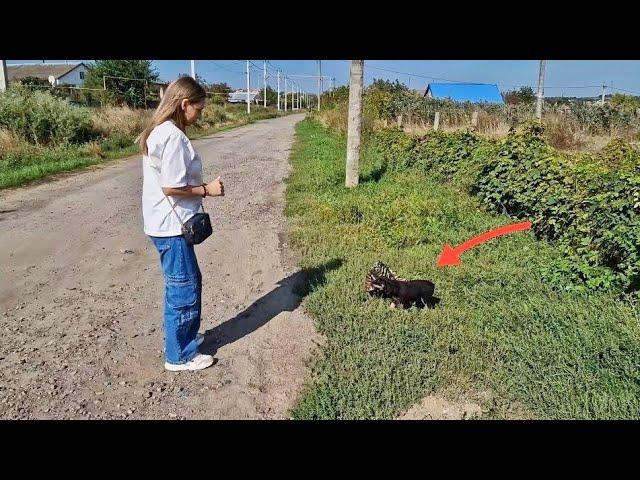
7,60,640,98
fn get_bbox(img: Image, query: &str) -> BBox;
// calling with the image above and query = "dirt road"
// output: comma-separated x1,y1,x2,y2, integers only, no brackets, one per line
0,113,322,419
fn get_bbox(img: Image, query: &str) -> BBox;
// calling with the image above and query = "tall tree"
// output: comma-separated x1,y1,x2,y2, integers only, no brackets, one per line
84,60,159,108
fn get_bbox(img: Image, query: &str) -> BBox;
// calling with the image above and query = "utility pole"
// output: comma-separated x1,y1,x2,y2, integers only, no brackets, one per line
191,60,196,80
277,70,281,111
284,77,288,112
535,60,546,121
246,60,251,114
317,60,322,111
346,60,364,188
601,84,607,106
263,61,267,108
0,60,8,92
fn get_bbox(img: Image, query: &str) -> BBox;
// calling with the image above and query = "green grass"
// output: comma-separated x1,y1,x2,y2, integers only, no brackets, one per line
0,108,300,189
188,107,297,140
0,140,139,189
285,118,640,420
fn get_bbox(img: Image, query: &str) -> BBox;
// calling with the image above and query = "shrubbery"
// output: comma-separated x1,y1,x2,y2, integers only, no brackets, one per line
0,85,94,145
361,120,640,296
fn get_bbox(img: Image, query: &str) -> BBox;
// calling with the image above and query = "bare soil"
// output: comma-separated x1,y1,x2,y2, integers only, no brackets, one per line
0,113,322,419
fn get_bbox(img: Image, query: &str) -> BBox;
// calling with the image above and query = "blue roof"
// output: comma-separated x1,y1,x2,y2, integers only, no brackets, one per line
426,83,504,104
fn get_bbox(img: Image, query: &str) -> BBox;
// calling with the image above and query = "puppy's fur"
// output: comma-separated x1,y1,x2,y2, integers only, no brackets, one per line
365,262,438,309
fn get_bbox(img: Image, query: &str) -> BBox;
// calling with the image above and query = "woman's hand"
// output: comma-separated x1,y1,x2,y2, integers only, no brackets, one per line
205,176,224,197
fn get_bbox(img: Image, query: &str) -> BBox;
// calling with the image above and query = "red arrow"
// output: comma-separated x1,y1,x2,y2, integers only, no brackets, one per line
436,221,532,267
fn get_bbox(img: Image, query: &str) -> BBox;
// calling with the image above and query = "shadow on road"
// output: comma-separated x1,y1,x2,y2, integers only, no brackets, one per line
199,258,342,356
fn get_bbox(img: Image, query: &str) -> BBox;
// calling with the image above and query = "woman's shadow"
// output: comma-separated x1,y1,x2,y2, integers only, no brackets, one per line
199,258,342,356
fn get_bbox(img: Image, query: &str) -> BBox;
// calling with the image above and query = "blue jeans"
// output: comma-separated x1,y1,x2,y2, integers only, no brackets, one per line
149,235,202,364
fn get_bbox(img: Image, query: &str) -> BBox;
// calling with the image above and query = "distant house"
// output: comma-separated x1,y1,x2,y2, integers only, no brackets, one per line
558,104,572,115
228,89,262,104
7,62,88,87
424,83,504,104
153,81,169,99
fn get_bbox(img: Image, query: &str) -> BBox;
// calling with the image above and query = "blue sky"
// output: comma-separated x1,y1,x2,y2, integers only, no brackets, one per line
8,60,640,98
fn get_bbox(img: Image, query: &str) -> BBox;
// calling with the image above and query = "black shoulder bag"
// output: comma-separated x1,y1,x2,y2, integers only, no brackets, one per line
162,192,212,245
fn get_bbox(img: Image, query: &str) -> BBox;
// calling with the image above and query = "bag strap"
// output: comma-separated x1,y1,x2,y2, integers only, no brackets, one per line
161,187,187,227
157,177,206,227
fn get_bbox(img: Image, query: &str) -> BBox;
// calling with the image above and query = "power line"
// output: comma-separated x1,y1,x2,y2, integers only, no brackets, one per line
204,60,245,75
215,60,639,100
609,85,640,96
365,63,469,84
352,61,640,94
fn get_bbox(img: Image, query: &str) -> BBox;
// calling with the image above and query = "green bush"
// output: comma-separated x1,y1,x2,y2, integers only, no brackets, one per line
195,103,229,128
368,128,416,170
361,120,640,296
0,85,94,145
470,122,640,295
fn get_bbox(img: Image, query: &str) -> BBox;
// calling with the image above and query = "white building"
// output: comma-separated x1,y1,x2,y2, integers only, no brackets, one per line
228,89,262,104
6,62,88,87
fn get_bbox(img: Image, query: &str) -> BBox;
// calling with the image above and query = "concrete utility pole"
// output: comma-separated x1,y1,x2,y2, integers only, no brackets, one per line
284,77,288,112
346,60,364,188
246,60,251,114
0,60,8,92
317,60,322,111
191,60,196,80
535,60,546,121
263,61,267,108
277,70,281,111
601,84,607,106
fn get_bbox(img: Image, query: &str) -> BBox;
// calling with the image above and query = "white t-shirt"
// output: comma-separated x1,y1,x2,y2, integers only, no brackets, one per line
142,120,203,237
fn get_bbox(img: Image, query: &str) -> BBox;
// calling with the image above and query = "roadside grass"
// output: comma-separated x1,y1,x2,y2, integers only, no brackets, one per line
0,107,299,189
286,118,640,420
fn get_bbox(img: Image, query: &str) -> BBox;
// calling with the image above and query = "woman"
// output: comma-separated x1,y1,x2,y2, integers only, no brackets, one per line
139,76,224,371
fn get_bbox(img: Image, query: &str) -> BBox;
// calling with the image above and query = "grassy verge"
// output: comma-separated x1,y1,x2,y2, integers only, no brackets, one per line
0,109,300,190
285,118,640,420
0,141,139,189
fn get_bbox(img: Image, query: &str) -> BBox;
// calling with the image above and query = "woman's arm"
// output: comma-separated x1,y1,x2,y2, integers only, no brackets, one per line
162,177,224,198
162,185,206,198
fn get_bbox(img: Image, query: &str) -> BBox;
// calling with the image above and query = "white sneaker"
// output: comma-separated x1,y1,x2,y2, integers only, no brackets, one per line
196,333,204,347
164,353,214,372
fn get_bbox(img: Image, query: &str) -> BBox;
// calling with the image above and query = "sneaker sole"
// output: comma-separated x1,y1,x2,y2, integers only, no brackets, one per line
164,358,214,372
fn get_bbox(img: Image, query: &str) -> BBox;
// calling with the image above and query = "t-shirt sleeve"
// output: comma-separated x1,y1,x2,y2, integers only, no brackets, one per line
160,132,193,188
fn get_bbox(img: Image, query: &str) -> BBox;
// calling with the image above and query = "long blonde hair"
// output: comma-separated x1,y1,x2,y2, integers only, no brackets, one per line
138,76,206,155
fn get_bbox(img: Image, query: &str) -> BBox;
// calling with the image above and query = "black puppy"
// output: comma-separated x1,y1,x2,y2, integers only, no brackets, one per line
365,262,438,309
